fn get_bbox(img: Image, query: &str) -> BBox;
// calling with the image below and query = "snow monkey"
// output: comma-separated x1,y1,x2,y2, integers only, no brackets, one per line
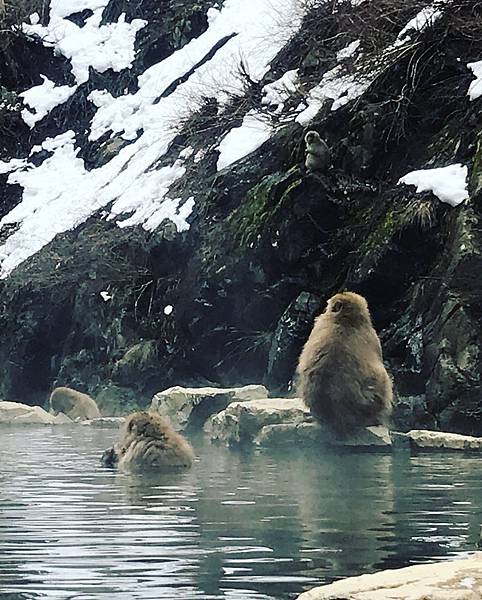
49,386,101,421
102,411,194,473
296,292,393,436
304,130,330,173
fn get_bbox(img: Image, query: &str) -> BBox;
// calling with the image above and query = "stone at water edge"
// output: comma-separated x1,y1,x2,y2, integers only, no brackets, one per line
53,411,74,424
204,397,309,445
81,417,126,428
296,552,482,599
254,422,391,448
0,401,57,425
406,429,482,451
150,385,269,430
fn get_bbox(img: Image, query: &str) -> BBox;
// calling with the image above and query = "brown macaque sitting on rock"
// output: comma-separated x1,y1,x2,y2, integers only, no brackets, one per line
296,292,393,437
304,130,330,173
101,411,194,473
49,386,101,421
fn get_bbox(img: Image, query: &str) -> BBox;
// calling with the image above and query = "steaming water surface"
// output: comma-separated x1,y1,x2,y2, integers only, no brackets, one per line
1,426,481,599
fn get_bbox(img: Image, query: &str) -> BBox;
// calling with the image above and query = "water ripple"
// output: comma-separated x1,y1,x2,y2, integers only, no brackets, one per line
0,427,481,599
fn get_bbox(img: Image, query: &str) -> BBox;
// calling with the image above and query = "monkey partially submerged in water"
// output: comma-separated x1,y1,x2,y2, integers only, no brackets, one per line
101,411,194,472
304,130,330,173
296,292,393,436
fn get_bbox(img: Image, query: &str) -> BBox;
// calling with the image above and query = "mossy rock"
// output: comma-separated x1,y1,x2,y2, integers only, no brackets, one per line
227,169,303,248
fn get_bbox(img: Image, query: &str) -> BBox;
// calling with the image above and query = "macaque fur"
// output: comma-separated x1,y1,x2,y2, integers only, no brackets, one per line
297,292,393,435
49,386,101,421
109,411,194,473
304,130,330,172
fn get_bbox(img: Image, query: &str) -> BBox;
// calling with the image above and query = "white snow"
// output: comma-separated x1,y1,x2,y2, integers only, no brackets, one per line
467,60,482,101
100,290,112,301
194,149,207,164
336,40,361,61
178,146,194,160
0,0,306,277
296,2,449,127
261,69,299,110
23,7,146,84
217,111,273,171
20,76,77,127
49,0,110,20
296,66,370,125
0,158,28,175
398,164,469,207
31,130,76,154
397,5,443,42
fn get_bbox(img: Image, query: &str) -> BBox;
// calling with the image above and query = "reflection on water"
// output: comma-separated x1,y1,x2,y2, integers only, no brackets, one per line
0,427,481,599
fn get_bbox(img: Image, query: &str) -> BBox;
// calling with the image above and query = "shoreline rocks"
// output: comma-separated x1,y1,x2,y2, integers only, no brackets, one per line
296,552,482,599
204,397,309,445
392,429,482,451
0,401,74,425
150,384,269,430
2,386,482,456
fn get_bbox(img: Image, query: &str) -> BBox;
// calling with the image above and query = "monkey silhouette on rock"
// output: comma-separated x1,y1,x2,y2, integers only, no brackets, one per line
304,130,330,173
102,411,194,473
296,292,393,436
49,386,101,421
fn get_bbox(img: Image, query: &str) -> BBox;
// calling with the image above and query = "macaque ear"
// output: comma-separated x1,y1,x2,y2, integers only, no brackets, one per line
332,300,343,313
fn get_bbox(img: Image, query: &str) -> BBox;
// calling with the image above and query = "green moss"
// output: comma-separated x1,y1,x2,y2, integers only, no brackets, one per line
227,170,303,248
118,340,158,370
359,209,399,256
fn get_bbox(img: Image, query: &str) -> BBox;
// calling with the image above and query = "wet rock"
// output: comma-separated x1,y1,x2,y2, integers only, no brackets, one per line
255,422,391,449
53,411,74,424
265,291,322,393
0,401,57,425
392,395,437,432
81,417,126,428
296,552,482,599
405,429,482,452
204,397,309,445
151,385,269,431
94,384,148,417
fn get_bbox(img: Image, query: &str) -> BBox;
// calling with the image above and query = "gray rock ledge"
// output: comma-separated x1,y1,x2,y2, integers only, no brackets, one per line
151,385,268,430
81,416,126,428
0,401,73,425
396,429,482,451
296,552,482,599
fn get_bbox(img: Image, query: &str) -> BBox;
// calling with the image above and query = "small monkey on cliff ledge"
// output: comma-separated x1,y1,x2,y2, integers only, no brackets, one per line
304,130,330,173
296,292,393,436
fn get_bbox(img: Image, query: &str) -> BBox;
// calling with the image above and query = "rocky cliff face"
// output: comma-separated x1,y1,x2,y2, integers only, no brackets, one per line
0,0,480,432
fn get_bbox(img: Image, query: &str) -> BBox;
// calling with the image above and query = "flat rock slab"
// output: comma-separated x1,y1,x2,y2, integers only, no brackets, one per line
151,385,268,430
81,417,125,428
394,429,482,451
205,398,309,444
255,422,391,449
0,401,70,425
297,552,482,599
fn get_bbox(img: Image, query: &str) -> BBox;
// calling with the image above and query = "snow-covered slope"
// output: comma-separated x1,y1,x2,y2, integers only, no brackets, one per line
0,0,476,277
0,0,306,276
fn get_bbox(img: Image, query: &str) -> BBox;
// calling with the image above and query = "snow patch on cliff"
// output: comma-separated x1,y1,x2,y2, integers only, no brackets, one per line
20,76,77,127
467,60,482,101
398,164,469,207
23,5,146,84
217,111,273,171
0,0,306,277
